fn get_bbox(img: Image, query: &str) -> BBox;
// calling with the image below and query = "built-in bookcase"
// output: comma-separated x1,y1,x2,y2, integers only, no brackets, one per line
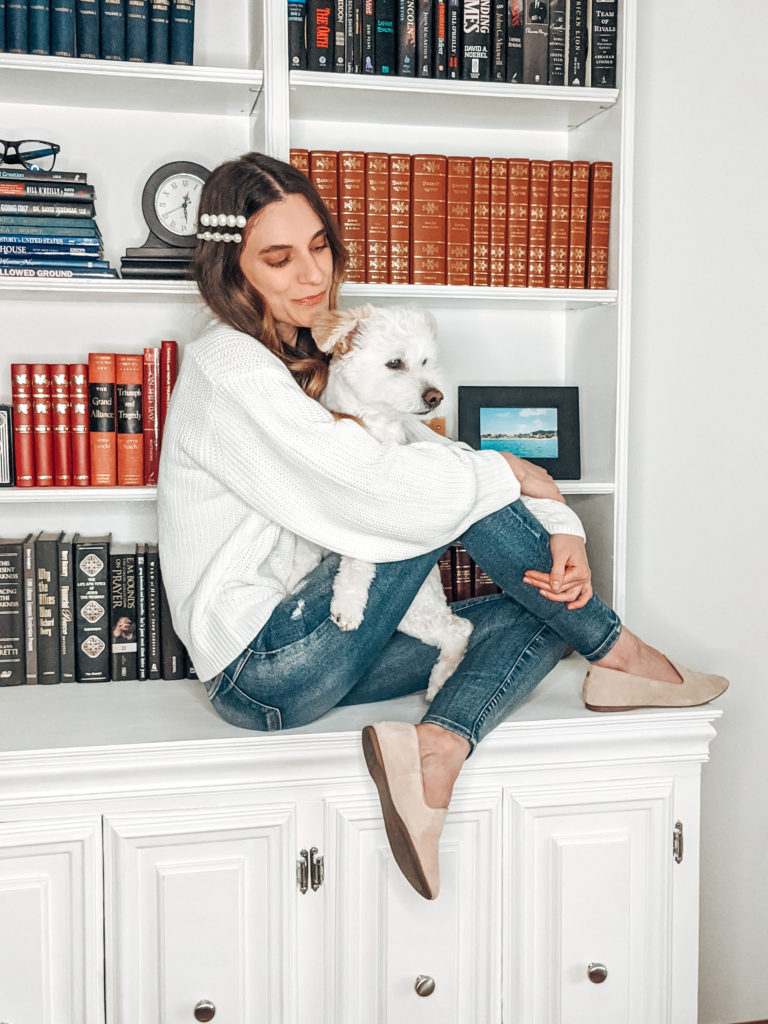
0,0,635,615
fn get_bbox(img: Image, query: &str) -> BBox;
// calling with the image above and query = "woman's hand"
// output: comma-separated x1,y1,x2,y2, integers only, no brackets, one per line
523,534,594,610
500,452,565,503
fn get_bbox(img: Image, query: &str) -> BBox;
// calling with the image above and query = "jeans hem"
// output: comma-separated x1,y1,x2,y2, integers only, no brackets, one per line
419,714,476,753
583,618,622,662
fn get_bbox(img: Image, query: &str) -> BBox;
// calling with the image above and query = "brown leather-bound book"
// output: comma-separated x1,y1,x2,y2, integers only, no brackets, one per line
50,363,72,487
453,542,473,600
471,156,490,286
338,151,366,283
290,148,310,176
446,156,472,286
587,161,613,289
31,363,54,487
506,157,530,287
10,364,34,487
88,353,117,487
365,152,389,284
69,363,90,487
527,159,551,288
309,150,339,223
411,154,447,285
473,560,501,596
438,547,454,602
547,160,572,289
489,157,508,286
116,354,144,487
159,339,178,447
143,347,160,486
568,160,590,288
389,153,412,284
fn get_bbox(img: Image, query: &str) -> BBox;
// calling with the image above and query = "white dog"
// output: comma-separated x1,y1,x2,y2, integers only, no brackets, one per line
286,304,473,702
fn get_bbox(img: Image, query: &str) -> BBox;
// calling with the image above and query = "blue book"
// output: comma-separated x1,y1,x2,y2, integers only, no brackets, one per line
0,266,118,278
0,215,100,232
51,0,75,55
6,0,28,51
0,234,101,246
0,257,110,268
0,0,6,51
0,222,100,237
29,0,50,52
0,245,102,257
148,0,168,61
126,0,147,59
75,0,98,55
100,0,125,58
169,0,193,64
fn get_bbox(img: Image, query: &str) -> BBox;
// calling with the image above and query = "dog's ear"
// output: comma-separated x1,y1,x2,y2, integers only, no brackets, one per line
312,304,373,355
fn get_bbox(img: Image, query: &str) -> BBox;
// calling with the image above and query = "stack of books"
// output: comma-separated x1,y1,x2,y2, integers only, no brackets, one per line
438,541,501,602
0,167,118,281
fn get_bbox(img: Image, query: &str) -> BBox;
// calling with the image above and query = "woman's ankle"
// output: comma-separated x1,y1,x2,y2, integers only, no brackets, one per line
416,723,470,809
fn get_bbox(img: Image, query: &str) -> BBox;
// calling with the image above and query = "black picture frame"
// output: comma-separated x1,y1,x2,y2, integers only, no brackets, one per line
458,386,581,480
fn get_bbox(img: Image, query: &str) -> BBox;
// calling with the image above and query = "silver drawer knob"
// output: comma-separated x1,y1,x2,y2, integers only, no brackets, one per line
415,974,436,996
587,962,608,984
193,1000,216,1021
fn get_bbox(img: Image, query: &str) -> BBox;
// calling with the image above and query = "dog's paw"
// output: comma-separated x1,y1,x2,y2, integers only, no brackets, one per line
424,682,442,704
330,604,364,631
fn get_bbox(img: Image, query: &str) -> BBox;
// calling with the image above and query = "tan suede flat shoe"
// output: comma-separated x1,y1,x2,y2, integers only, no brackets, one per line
583,660,729,712
362,721,447,901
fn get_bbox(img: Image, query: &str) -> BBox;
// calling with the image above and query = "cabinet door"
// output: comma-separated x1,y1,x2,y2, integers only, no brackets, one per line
104,804,297,1024
324,788,502,1023
0,817,103,1024
504,779,674,1024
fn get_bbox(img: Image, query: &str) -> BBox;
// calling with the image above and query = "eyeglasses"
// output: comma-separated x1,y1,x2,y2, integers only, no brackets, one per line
0,139,60,173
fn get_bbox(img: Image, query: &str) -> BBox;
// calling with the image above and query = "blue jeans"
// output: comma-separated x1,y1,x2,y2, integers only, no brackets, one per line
204,500,622,751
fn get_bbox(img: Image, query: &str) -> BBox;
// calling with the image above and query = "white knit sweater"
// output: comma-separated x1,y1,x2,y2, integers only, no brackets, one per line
157,322,585,681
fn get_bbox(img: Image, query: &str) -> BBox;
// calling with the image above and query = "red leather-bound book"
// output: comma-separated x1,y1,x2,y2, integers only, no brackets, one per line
527,159,551,288
116,354,144,487
50,363,72,486
338,151,366,283
365,152,389,284
547,160,572,289
31,363,54,487
10,364,34,487
69,363,90,486
143,347,160,486
88,352,116,487
506,157,530,287
389,153,411,284
446,156,472,286
309,150,339,222
489,157,508,287
568,160,590,288
289,148,310,176
471,157,490,286
587,161,613,289
160,339,179,446
411,154,447,285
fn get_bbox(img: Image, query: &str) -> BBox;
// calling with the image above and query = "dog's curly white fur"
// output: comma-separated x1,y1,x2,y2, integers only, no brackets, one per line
286,304,473,702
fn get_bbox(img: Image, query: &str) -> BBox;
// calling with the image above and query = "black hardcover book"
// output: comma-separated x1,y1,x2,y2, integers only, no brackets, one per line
75,0,99,56
110,541,138,681
590,0,616,88
307,0,333,70
169,0,194,64
0,199,95,218
547,0,564,83
35,531,62,685
505,0,521,81
416,0,432,77
352,0,363,72
145,541,161,678
491,0,504,80
566,0,587,85
100,0,125,59
461,0,490,81
522,0,548,85
446,0,459,77
288,0,307,70
23,532,37,684
148,0,169,61
29,0,51,53
0,405,14,486
135,542,147,680
0,168,88,184
374,0,395,73
343,0,353,70
0,181,95,200
58,532,75,683
126,0,148,60
0,537,25,687
0,1,5,51
332,0,344,70
158,563,186,679
397,0,415,75
432,0,446,76
6,0,28,51
362,0,374,72
73,533,111,683
51,0,75,55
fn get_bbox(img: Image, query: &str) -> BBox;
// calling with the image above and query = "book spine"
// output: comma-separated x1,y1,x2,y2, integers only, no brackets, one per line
437,547,453,603
115,354,143,486
433,0,446,76
547,0,565,83
31,363,54,487
29,0,51,54
587,160,612,288
148,0,168,61
373,0,395,73
0,406,13,486
489,157,507,286
159,565,186,679
35,534,61,684
364,152,389,284
388,153,411,284
411,154,447,285
546,159,571,288
0,540,25,686
288,0,307,69
307,0,333,70
142,346,160,486
332,0,344,69
397,0,415,75
23,535,37,683
505,0,522,81
567,159,589,288
50,363,72,486
0,199,94,217
69,362,90,486
566,0,587,85
6,0,29,52
506,157,530,286
343,0,353,71
338,151,366,283
75,0,99,55
590,0,616,88
522,0,548,85
471,156,490,286
100,0,125,59
0,1,5,51
527,159,550,287
0,178,95,197
88,352,116,487
446,0,459,77
126,0,148,60
491,0,505,80
169,0,193,64
416,0,432,76
309,150,339,221
145,543,161,678
352,0,363,73
159,339,178,448
453,543,473,600
50,0,76,56
473,560,501,595
0,169,89,184
461,0,490,81
73,536,110,682
10,363,34,487
58,534,75,682
0,267,115,280
0,258,107,269
135,543,147,680
289,148,310,176
446,156,472,286
110,549,138,680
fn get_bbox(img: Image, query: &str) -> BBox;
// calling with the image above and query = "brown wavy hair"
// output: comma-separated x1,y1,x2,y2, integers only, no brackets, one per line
190,152,347,398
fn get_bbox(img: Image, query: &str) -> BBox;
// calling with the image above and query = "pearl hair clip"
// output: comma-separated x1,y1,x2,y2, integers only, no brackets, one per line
197,212,247,243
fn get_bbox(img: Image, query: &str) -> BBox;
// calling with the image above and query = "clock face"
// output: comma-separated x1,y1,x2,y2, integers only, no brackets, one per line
154,173,205,238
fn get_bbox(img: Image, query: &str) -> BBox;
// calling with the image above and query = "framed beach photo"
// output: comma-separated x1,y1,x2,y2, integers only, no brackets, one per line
458,386,581,480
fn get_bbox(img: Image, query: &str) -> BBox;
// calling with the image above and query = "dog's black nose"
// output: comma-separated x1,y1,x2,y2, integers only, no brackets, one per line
423,388,443,409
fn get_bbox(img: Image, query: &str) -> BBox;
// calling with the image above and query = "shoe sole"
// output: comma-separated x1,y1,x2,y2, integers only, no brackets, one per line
584,695,722,713
361,725,434,900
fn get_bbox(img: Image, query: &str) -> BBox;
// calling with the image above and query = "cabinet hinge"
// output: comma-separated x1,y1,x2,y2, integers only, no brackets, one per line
297,846,324,893
673,820,684,864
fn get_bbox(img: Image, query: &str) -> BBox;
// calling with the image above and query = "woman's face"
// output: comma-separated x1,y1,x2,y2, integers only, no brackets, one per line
238,193,334,337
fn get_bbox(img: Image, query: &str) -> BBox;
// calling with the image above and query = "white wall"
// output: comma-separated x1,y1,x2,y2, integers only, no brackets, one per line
629,4,768,1023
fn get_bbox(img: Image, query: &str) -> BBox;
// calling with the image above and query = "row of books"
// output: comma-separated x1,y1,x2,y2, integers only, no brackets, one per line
5,344,178,488
289,0,616,86
291,148,613,288
0,532,193,687
439,541,501,603
0,0,195,65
